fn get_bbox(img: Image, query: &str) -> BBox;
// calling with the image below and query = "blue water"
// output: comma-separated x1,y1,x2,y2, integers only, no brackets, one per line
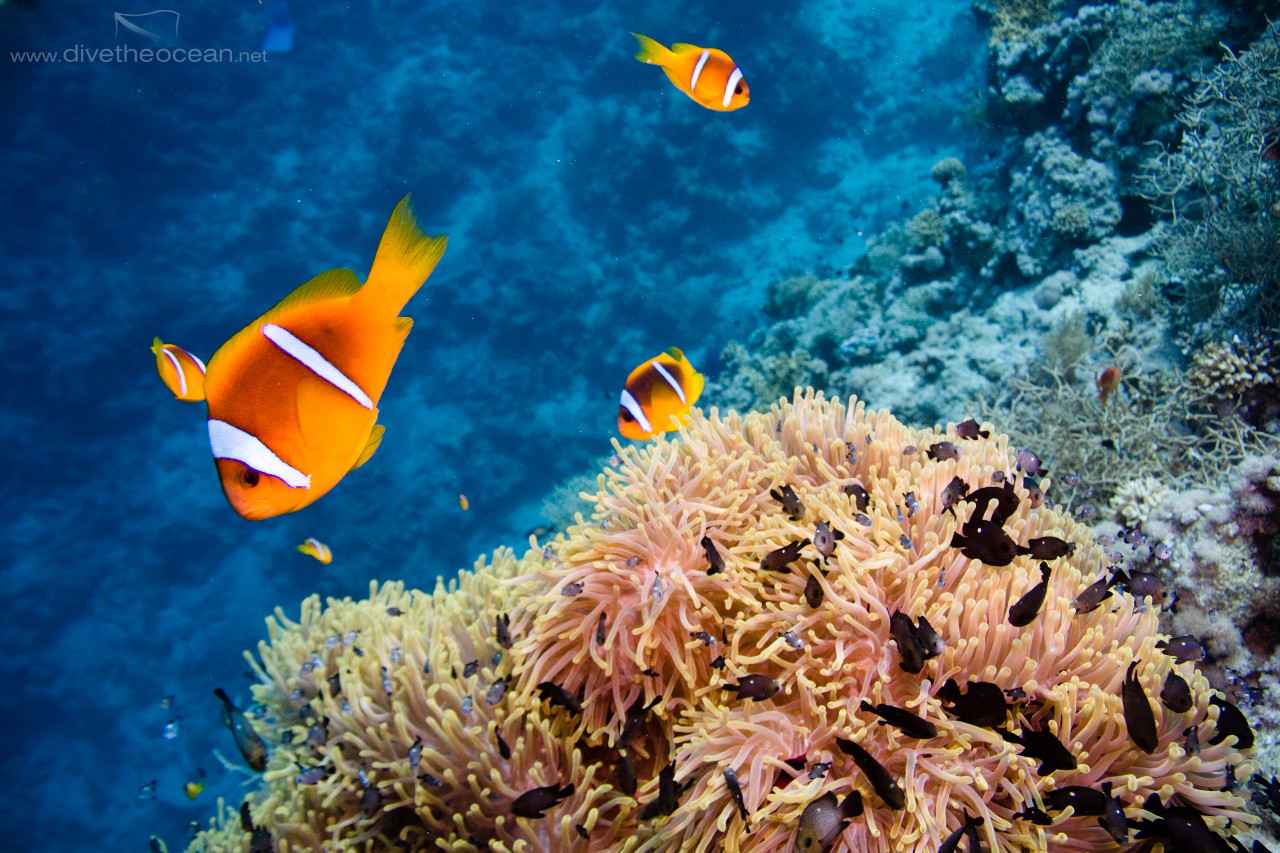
1,1,983,850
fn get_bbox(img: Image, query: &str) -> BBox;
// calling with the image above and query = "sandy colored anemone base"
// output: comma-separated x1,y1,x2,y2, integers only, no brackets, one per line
186,390,1256,853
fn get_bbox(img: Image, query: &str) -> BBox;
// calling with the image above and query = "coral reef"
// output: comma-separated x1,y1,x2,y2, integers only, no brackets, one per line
1140,20,1280,334
185,392,1258,853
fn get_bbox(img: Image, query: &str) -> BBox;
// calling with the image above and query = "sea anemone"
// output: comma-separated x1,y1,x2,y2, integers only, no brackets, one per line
185,390,1258,853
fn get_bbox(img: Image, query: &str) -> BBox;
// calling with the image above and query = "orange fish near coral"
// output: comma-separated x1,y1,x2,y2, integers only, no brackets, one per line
1097,366,1121,409
618,348,704,440
296,537,332,564
631,32,749,112
195,196,447,520
152,338,207,402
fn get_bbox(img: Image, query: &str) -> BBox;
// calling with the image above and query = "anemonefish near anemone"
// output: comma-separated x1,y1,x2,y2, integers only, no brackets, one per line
183,196,446,520
630,32,748,112
296,537,332,564
618,348,704,440
152,338,207,402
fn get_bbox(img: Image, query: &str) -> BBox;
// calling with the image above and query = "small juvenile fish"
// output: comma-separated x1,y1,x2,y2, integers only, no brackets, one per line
938,678,1008,728
723,767,749,821
638,763,686,819
1160,670,1193,713
835,737,904,809
780,630,804,650
761,539,811,572
511,783,575,818
458,493,469,510
701,536,726,575
463,660,479,677
771,485,806,521
999,724,1077,775
184,774,205,800
1184,724,1201,756
485,676,509,706
496,731,510,760
296,765,328,785
842,482,870,511
1098,782,1127,842
1122,662,1159,753
951,520,1021,566
725,674,780,701
926,441,960,461
596,612,607,645
794,791,863,853
890,610,926,674
495,613,512,649
536,681,583,716
859,699,937,739
813,521,844,563
1009,562,1052,627
955,418,989,439
295,538,333,564
1208,695,1254,749
151,338,207,402
914,615,945,659
1024,536,1074,560
1014,448,1047,476
903,493,920,516
939,476,970,515
691,630,716,646
938,813,984,853
804,570,825,609
562,581,585,596
1157,635,1207,663
1073,576,1113,613
212,688,267,771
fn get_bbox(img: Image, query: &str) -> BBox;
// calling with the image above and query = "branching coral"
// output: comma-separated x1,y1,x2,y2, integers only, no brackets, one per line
185,392,1259,853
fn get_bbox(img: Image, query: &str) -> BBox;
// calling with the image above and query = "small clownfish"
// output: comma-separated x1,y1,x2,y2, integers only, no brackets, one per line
151,338,207,402
296,537,332,564
630,33,749,112
200,195,447,519
458,494,469,510
618,347,704,440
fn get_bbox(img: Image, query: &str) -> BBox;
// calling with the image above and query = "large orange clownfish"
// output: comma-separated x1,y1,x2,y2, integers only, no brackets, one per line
160,196,446,520
630,32,749,112
618,348,704,440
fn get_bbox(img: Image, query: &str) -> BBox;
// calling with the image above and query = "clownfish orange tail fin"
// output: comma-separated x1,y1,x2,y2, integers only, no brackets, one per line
631,32,673,66
358,194,448,318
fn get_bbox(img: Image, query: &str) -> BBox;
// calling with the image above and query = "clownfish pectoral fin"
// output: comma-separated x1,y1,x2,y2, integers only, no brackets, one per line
351,424,384,471
151,337,207,402
355,195,447,319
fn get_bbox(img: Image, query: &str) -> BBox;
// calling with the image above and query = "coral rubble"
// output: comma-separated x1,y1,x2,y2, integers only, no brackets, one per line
185,392,1257,853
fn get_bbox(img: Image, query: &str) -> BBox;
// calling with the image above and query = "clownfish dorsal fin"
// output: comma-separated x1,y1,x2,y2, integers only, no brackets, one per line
353,195,447,320
260,268,363,323
351,424,385,471
670,42,701,54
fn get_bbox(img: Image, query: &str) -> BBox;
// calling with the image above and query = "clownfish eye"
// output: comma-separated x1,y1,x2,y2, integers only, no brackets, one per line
735,83,743,94
620,410,635,423
241,468,260,488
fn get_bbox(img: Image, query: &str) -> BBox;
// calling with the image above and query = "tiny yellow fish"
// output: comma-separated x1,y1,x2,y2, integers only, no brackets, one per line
296,537,332,564
458,494,469,510
183,779,205,800
618,347,704,440
151,338,207,402
631,32,749,112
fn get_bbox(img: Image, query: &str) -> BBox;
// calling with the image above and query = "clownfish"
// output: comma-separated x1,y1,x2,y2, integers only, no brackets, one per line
618,348,704,440
151,338,207,402
630,32,749,112
195,196,446,520
296,537,332,564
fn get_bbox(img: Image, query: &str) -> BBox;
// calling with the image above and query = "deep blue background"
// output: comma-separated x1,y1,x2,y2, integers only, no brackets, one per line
0,2,983,849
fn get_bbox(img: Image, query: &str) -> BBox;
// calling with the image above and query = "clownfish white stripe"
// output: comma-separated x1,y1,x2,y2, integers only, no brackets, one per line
161,348,188,398
652,359,687,404
690,49,711,92
620,389,652,435
262,323,373,410
208,419,311,490
305,538,331,561
722,67,743,108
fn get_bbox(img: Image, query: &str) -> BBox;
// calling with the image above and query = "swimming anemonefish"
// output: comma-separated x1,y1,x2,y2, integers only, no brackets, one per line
200,195,447,520
631,32,749,112
296,537,332,564
151,338,207,402
618,348,704,440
